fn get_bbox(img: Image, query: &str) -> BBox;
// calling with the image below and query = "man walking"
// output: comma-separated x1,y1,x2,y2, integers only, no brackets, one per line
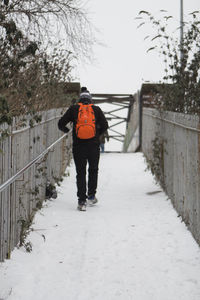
58,88,108,211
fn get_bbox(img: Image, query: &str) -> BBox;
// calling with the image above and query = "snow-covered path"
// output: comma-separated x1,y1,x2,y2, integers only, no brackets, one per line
1,153,200,300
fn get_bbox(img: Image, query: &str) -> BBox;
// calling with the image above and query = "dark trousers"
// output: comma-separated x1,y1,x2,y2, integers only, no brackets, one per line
73,143,100,204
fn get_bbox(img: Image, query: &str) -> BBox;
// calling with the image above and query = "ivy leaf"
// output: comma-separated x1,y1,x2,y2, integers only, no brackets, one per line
190,11,199,15
147,46,156,53
139,10,149,15
151,35,161,41
164,16,173,20
137,22,145,28
144,35,150,41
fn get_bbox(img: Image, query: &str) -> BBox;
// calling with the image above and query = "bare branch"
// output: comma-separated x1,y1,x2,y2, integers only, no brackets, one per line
1,0,95,58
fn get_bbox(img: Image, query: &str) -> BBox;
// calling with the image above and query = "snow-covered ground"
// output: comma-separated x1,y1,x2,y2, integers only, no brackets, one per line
1,153,200,300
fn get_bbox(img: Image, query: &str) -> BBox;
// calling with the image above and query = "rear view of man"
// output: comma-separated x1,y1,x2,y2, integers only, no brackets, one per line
58,88,108,211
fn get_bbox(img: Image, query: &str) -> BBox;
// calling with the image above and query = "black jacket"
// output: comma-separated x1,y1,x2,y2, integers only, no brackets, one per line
58,102,108,146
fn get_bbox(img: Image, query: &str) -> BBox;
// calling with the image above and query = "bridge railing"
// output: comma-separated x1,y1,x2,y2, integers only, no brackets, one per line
142,108,200,245
0,108,72,262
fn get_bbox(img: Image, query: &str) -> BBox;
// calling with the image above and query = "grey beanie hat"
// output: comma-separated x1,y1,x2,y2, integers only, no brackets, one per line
80,92,92,100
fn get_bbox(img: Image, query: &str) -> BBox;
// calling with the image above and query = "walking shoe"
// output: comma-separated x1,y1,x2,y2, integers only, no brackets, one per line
77,203,87,211
87,195,98,205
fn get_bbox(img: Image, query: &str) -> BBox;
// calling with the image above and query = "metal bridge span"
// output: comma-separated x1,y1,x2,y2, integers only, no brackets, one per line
92,93,134,143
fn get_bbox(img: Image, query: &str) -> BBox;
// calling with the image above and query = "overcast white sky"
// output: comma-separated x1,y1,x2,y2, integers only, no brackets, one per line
74,0,199,95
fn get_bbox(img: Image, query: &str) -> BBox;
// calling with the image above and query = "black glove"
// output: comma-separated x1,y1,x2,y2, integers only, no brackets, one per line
63,127,70,133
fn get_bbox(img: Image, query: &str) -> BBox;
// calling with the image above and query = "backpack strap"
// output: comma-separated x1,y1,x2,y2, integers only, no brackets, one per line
78,102,93,107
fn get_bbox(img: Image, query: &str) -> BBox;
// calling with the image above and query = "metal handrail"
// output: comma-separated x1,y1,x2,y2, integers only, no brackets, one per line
0,133,67,193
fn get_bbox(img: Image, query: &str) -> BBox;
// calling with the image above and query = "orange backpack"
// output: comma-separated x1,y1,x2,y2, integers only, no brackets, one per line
76,103,96,139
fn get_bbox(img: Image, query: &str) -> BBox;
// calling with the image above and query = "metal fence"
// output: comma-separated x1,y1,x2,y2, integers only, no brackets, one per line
142,108,200,245
0,108,72,262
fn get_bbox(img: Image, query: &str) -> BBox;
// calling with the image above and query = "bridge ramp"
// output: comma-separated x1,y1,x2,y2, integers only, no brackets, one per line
0,153,200,300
